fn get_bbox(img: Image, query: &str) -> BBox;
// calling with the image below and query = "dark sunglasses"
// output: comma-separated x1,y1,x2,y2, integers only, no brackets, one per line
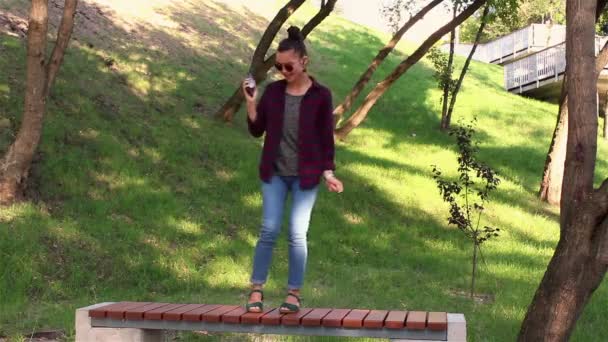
274,62,294,72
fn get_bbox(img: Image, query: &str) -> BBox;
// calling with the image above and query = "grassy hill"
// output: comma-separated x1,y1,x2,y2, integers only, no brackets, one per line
1,0,607,341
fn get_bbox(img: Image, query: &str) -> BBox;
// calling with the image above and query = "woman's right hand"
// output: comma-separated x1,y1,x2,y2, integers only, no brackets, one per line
325,175,344,193
242,77,257,102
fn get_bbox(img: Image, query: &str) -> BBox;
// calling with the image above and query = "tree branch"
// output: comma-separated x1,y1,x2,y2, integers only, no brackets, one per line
333,0,443,121
45,0,78,98
592,178,608,220
596,40,608,76
598,177,608,192
591,190,608,264
334,0,487,139
591,180,608,260
598,219,608,264
257,0,337,79
445,3,490,128
250,0,306,71
301,0,337,37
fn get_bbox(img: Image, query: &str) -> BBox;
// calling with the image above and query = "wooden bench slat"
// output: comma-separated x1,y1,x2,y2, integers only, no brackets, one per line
427,312,448,331
108,302,151,319
322,309,351,327
125,303,171,320
405,311,427,330
82,302,464,341
87,301,451,335
202,305,240,323
260,308,285,326
222,307,248,324
143,304,186,320
363,310,389,329
385,310,408,329
301,308,333,327
241,307,274,324
89,302,134,318
342,309,370,328
163,304,208,321
182,304,222,321
281,308,314,326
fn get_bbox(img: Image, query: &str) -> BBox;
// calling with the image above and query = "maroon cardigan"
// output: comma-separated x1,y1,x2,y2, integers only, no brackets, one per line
247,78,335,189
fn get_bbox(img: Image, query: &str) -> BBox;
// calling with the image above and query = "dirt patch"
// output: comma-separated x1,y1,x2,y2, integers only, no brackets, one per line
0,329,66,342
447,288,495,304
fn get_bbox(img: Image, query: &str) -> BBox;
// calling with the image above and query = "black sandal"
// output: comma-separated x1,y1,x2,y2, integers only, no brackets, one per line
279,293,301,313
245,289,264,313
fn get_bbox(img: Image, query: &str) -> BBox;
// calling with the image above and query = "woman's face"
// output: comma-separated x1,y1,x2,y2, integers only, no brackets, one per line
275,49,308,83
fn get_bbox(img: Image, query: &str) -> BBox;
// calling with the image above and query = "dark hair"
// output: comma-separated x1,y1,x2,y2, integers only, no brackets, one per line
277,26,307,57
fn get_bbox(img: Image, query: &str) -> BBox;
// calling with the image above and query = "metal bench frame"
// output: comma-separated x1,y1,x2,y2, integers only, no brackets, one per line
76,303,467,341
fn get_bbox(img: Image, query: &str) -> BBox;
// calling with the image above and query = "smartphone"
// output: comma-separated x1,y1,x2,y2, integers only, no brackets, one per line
245,73,256,97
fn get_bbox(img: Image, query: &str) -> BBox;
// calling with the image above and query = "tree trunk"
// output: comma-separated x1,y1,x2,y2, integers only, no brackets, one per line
332,0,444,126
439,5,457,131
604,93,608,139
334,0,487,140
0,0,49,205
0,0,78,205
470,242,478,299
45,0,78,97
539,67,568,206
539,38,608,204
214,0,339,122
518,0,608,340
518,222,607,341
444,4,489,131
539,98,568,205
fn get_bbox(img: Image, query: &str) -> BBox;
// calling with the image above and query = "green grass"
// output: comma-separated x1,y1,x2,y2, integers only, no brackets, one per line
1,0,607,341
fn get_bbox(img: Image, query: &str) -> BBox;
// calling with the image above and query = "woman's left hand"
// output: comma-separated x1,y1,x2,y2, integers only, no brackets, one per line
325,176,343,193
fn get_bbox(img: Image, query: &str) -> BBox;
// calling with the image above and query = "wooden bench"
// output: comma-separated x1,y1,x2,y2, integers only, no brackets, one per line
75,302,466,341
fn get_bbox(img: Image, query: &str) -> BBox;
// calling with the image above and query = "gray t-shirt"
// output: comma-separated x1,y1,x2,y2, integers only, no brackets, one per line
274,93,303,176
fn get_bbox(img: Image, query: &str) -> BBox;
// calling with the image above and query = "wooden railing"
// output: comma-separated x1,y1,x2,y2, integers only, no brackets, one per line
471,24,566,63
504,36,608,91
444,24,568,64
482,26,530,63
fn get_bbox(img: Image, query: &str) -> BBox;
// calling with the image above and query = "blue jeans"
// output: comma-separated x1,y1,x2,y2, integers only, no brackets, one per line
250,175,319,290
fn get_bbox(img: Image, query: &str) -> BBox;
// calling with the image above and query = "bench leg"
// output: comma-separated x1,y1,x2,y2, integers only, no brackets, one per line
446,313,466,341
75,303,165,342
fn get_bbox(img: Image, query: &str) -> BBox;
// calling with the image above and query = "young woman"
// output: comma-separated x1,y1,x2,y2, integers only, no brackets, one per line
242,26,343,313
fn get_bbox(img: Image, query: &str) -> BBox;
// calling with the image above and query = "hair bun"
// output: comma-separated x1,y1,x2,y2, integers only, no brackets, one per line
287,26,303,41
